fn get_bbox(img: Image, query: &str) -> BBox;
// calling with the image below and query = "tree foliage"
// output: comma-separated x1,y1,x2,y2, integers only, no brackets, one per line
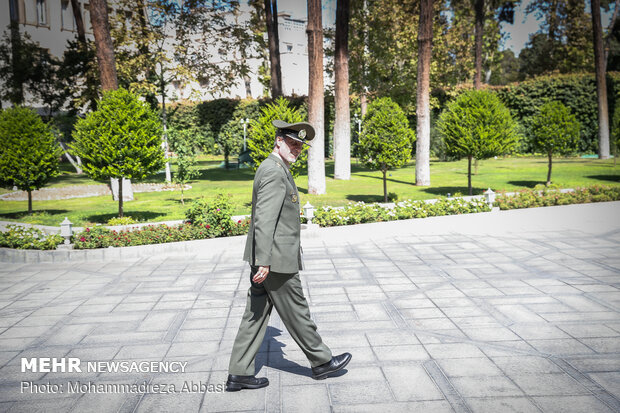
218,99,261,166
613,100,620,162
437,90,518,194
358,97,415,202
0,107,61,213
348,0,506,115
520,0,594,78
0,29,62,112
530,101,581,154
168,127,200,204
530,101,580,184
248,97,307,177
71,88,165,216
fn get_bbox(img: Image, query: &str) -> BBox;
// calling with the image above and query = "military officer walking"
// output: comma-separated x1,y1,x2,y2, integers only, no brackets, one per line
226,120,352,392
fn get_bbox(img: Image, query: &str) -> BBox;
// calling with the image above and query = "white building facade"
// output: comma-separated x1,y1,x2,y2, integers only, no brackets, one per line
1,0,330,107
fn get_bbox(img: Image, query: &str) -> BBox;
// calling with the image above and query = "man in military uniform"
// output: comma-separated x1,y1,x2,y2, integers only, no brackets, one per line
225,120,352,392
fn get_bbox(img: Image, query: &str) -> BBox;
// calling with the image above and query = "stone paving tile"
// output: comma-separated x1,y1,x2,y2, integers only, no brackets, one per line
507,373,590,396
449,376,525,398
532,395,616,413
281,384,330,413
332,400,456,413
383,364,444,401
328,381,393,405
436,357,504,377
464,396,542,413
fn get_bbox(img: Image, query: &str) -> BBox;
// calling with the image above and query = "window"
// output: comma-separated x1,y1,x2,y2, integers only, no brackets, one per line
61,0,75,31
83,3,92,32
9,0,20,23
36,0,47,26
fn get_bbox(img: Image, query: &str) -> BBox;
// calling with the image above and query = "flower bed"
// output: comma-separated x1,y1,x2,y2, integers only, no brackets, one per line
0,225,64,250
72,219,250,249
313,198,491,227
496,185,620,210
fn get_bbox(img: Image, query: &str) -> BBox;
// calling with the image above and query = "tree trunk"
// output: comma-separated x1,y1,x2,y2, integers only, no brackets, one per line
547,151,553,186
334,0,351,181
161,79,171,183
591,0,610,159
265,0,282,98
27,190,32,214
467,154,473,196
89,0,118,91
59,142,83,174
118,177,124,217
360,92,367,117
70,0,86,44
8,1,24,105
416,0,433,187
307,0,326,195
473,0,484,89
382,168,387,202
244,73,252,98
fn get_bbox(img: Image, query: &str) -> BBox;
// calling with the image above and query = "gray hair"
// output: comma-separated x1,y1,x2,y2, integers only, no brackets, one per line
273,129,286,149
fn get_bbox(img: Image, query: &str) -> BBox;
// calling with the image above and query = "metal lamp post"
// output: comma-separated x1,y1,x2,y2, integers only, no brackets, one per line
58,217,73,249
484,188,496,209
303,202,315,225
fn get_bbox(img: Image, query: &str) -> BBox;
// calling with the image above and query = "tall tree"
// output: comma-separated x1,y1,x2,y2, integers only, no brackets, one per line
592,0,610,158
89,0,118,90
265,0,282,97
307,0,326,194
70,0,87,44
416,0,433,186
471,0,516,89
521,0,593,77
334,0,351,180
5,0,24,105
473,0,485,89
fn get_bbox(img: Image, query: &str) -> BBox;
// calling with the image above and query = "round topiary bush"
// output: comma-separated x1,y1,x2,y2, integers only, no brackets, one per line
0,106,62,214
71,88,165,217
358,97,415,202
436,89,519,195
529,101,580,185
248,97,308,177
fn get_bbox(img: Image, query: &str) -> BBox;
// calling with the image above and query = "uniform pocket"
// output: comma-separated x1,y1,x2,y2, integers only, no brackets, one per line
279,235,297,244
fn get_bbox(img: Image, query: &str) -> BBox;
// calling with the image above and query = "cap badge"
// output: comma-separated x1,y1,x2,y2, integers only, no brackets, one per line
298,129,306,139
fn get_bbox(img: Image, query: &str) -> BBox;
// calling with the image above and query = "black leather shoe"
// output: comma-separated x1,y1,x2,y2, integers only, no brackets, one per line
225,374,269,392
311,353,352,380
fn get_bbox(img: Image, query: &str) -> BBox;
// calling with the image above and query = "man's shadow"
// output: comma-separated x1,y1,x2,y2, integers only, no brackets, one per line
256,326,348,379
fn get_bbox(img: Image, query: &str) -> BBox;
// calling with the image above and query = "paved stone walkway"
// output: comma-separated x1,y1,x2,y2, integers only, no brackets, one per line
0,202,619,412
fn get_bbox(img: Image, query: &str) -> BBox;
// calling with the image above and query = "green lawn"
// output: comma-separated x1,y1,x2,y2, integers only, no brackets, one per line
1,155,618,227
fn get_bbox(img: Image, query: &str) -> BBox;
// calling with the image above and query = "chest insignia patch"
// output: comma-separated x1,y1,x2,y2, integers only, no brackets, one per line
291,194,298,203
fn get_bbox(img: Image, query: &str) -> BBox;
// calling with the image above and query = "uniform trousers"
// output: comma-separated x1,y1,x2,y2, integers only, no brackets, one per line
228,266,332,376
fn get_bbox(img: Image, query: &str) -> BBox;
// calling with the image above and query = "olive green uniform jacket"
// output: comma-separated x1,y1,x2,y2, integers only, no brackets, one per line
243,153,303,273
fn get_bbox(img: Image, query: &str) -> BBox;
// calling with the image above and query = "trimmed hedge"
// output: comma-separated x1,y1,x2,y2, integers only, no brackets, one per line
496,185,620,210
494,72,620,153
313,198,491,227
